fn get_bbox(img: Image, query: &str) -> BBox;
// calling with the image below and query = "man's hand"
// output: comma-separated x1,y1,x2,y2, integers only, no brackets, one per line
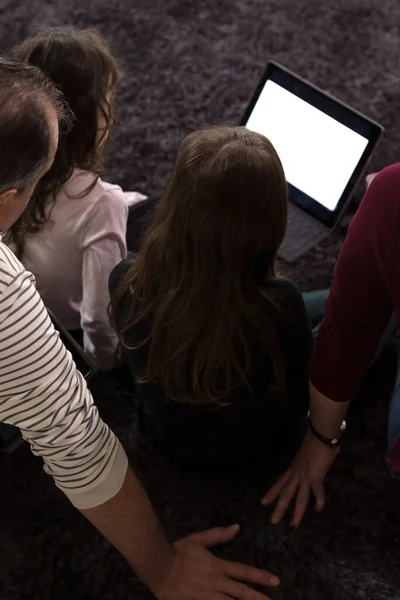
261,430,339,528
153,524,280,600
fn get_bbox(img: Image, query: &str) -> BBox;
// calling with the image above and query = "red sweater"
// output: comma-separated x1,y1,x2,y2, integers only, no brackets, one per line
309,163,400,474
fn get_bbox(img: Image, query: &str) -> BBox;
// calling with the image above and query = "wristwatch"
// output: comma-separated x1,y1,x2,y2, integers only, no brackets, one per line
307,410,346,448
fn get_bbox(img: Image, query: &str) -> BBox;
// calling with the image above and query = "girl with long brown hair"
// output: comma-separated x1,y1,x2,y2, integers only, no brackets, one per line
110,126,313,471
5,27,148,371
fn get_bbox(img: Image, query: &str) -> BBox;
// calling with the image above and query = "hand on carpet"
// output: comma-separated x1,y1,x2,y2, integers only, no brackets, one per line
152,524,280,600
261,430,338,528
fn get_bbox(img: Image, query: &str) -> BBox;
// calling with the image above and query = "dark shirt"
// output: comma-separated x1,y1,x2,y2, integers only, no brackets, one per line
110,261,313,472
309,163,400,474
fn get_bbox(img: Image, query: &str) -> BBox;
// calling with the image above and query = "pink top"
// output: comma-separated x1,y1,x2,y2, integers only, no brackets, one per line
12,170,128,371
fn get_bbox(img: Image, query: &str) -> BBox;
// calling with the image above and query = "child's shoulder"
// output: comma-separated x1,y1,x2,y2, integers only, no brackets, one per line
262,276,302,300
64,169,124,206
261,277,306,318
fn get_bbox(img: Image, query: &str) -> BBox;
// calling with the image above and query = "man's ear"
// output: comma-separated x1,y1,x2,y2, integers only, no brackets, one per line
0,189,17,208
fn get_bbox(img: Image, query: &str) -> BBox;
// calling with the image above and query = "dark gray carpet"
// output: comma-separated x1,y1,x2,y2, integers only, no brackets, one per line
1,1,400,598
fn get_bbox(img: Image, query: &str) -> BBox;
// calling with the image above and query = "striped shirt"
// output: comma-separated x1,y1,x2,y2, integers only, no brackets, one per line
0,242,128,509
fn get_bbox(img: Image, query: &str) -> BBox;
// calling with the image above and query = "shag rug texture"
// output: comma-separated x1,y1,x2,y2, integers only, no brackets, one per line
1,1,400,598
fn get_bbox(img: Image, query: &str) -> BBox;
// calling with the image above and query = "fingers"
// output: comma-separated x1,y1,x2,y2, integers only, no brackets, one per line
261,471,290,506
223,560,280,588
290,481,310,529
189,524,240,548
221,580,271,600
270,474,300,525
312,480,326,512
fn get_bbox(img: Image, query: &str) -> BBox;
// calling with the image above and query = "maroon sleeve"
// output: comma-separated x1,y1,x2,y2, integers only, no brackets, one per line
309,164,400,402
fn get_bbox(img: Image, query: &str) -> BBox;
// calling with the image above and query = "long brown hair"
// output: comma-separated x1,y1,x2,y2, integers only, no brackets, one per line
6,26,119,257
111,126,288,405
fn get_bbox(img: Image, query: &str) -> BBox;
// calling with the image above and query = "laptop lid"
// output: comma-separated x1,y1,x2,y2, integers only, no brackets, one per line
241,62,384,230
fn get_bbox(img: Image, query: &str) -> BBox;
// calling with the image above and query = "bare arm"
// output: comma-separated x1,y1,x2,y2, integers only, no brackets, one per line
81,467,175,593
308,382,350,439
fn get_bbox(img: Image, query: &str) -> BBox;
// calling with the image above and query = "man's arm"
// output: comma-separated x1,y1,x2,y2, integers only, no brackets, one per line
81,467,175,592
0,248,279,599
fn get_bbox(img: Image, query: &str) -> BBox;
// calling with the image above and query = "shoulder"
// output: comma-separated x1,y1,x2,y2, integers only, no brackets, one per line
90,177,127,214
261,277,307,320
0,242,25,286
262,277,303,303
81,177,128,243
361,163,400,214
64,170,127,212
372,162,400,186
91,185,128,225
348,163,400,245
0,243,37,320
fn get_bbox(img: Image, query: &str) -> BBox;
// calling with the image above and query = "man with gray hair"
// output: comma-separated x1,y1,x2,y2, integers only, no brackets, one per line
0,58,280,600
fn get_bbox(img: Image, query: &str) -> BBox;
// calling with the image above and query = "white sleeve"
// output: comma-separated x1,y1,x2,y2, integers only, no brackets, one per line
0,255,128,509
81,189,128,371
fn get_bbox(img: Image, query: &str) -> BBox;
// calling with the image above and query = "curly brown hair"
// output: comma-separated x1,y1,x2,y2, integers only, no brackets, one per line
6,26,119,257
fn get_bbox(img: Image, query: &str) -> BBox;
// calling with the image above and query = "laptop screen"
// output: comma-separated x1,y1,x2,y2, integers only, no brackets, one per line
246,80,369,212
241,63,383,229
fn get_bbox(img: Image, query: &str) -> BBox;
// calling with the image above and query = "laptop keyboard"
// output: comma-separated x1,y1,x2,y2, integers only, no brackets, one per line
278,204,328,262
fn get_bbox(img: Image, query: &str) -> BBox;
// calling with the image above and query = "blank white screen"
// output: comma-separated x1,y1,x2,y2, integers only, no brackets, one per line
245,80,369,211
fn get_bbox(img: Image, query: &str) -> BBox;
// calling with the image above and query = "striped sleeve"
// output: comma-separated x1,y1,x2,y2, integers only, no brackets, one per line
0,243,128,509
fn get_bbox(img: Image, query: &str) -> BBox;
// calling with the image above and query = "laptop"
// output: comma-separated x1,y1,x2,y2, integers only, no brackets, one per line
241,61,384,262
